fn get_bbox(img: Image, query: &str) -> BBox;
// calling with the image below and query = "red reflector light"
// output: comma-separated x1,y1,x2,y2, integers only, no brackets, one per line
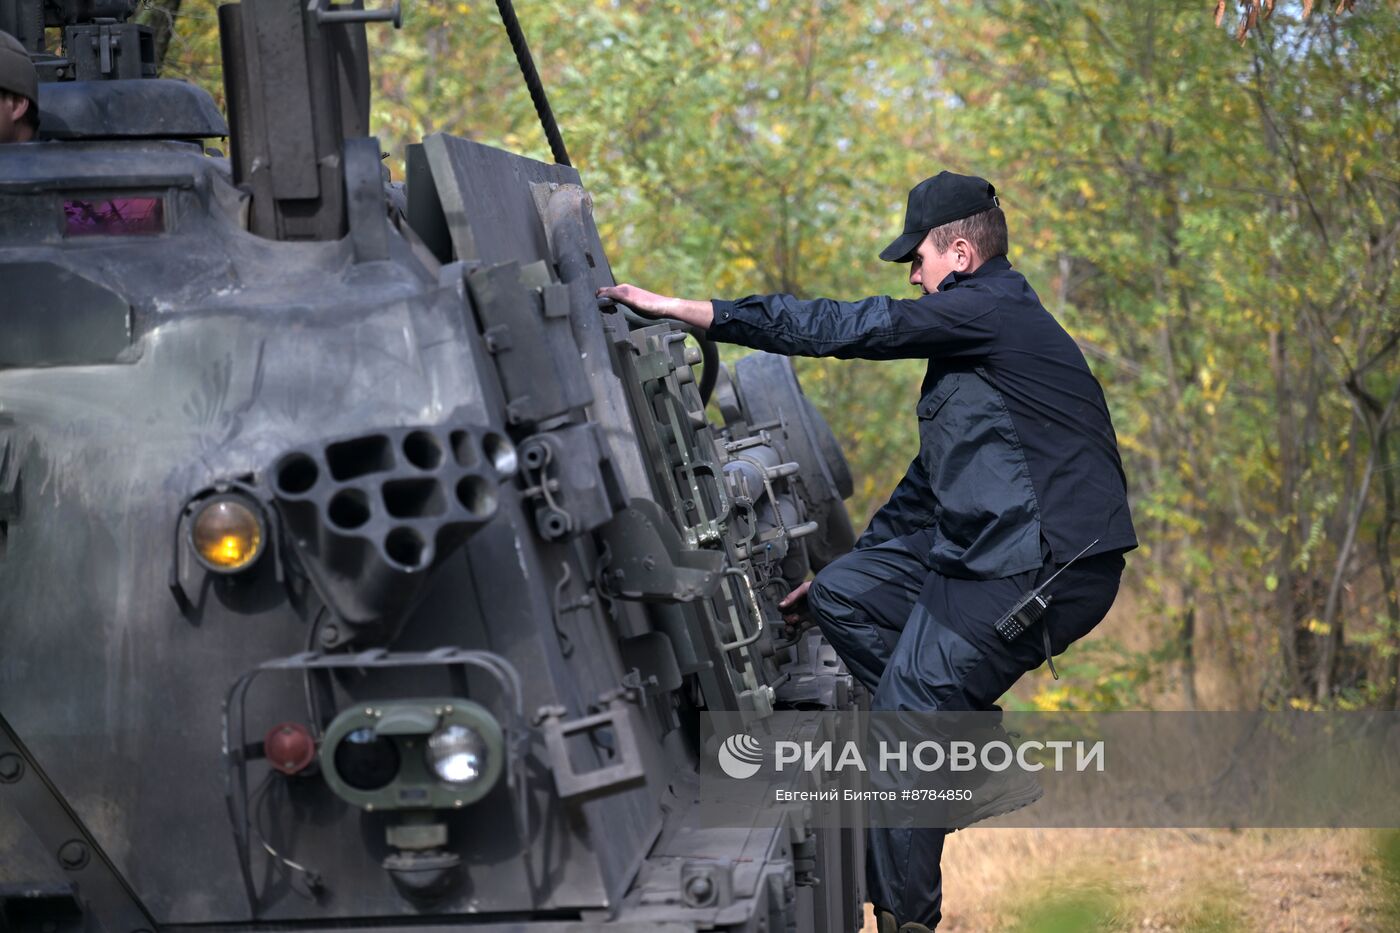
264,722,317,776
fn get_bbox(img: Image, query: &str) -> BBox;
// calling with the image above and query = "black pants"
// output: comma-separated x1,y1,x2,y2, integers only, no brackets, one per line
807,528,1125,927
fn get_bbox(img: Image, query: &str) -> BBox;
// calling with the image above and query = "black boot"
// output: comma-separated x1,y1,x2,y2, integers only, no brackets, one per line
946,724,1044,830
947,764,1043,830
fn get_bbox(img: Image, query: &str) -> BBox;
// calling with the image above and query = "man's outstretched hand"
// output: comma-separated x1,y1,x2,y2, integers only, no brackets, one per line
778,579,814,635
597,284,715,331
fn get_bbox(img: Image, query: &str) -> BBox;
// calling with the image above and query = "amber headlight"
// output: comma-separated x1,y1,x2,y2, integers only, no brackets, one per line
189,494,265,573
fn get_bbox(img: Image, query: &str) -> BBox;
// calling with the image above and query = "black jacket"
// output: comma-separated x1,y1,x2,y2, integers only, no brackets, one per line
709,255,1137,579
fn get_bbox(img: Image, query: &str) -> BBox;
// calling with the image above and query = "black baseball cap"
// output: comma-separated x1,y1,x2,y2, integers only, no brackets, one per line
879,171,999,263
0,31,38,118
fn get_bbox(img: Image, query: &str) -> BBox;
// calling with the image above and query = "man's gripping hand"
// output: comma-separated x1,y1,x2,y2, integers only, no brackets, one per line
778,579,814,635
597,284,715,331
596,283,671,318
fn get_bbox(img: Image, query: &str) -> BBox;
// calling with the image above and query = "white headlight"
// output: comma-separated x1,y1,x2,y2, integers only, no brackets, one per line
426,724,487,784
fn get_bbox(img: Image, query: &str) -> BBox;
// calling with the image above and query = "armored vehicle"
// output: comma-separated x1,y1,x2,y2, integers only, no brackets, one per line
0,1,865,930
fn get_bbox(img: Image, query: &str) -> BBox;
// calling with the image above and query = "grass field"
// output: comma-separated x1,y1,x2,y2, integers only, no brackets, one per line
859,828,1399,932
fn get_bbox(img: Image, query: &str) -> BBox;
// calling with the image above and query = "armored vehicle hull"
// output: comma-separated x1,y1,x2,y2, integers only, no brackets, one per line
0,3,864,930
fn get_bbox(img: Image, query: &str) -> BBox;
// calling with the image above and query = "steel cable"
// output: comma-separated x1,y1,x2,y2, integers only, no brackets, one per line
494,0,572,166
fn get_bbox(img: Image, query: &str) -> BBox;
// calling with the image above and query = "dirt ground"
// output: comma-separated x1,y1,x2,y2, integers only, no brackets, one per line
858,827,1393,932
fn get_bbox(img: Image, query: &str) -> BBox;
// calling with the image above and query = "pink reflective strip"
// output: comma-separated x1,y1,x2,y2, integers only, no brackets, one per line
63,197,165,236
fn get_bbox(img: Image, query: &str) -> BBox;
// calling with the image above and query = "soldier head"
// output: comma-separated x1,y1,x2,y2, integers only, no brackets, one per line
880,172,1008,294
0,30,39,144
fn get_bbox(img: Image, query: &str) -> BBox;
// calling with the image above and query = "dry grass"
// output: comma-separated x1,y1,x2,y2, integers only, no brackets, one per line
860,828,1389,932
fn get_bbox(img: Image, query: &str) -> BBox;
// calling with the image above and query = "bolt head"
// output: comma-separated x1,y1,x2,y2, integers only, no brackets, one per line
684,875,714,903
57,840,88,870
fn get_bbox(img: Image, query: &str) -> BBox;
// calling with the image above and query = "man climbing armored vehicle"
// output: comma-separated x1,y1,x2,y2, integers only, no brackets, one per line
0,0,867,930
601,170,1137,930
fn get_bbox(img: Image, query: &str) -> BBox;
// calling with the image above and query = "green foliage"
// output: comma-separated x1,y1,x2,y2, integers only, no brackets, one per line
149,1,224,105
1009,889,1116,933
1008,639,1168,712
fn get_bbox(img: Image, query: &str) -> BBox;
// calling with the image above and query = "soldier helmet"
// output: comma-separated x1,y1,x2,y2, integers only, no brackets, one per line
0,31,39,121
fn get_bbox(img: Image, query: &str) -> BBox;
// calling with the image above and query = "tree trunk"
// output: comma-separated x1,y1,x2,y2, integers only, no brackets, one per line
1315,437,1371,703
1372,395,1400,708
1268,329,1302,699
1378,441,1399,708
1181,604,1198,710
